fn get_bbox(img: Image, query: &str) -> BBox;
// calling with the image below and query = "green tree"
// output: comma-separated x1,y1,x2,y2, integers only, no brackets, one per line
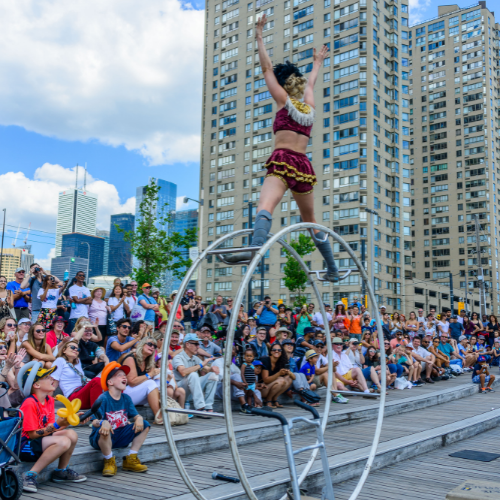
282,233,316,307
116,179,197,287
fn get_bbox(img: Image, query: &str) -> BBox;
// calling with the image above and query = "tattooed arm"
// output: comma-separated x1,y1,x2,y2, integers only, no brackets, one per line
27,417,70,440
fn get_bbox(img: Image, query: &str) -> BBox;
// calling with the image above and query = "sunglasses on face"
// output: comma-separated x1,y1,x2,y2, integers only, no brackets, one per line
144,286,152,289
6,323,16,327
120,325,131,330
68,346,80,352
0,346,7,350
145,342,157,348
35,329,45,333
272,349,282,353
188,342,200,346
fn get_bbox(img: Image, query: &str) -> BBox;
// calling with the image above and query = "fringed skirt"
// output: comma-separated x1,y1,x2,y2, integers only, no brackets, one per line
264,148,317,195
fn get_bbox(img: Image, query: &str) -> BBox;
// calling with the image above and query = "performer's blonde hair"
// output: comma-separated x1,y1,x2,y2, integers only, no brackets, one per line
283,74,307,99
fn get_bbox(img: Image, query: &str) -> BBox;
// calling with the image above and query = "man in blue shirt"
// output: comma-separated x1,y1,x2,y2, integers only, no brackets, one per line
256,296,278,329
106,319,141,362
249,328,269,359
136,283,159,326
7,267,31,320
448,316,464,342
437,333,463,368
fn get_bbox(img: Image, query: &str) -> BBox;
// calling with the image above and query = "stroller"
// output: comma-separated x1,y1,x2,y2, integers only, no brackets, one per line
0,382,23,500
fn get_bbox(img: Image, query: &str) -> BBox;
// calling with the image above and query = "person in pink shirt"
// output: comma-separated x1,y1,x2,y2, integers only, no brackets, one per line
45,316,69,349
88,287,110,347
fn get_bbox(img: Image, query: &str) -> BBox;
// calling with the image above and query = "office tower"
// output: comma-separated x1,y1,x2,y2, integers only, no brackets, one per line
109,213,135,277
0,248,22,281
171,209,199,293
20,245,34,272
55,189,98,256
410,2,499,314
50,256,89,282
59,233,104,278
96,229,110,275
198,0,410,307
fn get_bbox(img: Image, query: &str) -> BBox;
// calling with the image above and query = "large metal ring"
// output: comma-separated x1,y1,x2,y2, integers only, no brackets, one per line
160,223,386,500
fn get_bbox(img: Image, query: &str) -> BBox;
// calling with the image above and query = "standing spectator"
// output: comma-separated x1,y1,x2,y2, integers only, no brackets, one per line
167,291,184,323
107,284,129,322
20,264,45,322
68,271,91,333
129,281,138,298
136,284,159,327
457,309,467,325
171,333,219,414
311,304,332,332
88,287,109,346
181,290,196,333
248,301,261,318
295,304,312,336
276,304,291,326
0,275,14,321
249,327,269,359
124,284,136,317
332,302,349,337
106,319,142,363
7,267,31,320
37,275,67,329
448,315,465,342
156,292,169,323
348,305,362,341
224,298,234,328
256,296,279,330
236,303,248,327
208,295,228,325
151,288,161,325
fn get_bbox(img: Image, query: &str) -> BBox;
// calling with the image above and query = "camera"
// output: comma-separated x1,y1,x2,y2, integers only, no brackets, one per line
34,267,41,273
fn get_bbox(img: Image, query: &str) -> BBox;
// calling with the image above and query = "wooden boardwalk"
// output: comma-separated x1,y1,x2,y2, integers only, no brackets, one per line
18,375,500,500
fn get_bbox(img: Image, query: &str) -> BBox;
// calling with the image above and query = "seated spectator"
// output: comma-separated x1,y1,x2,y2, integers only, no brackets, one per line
171,333,219,415
437,334,463,369
390,330,406,350
169,330,183,357
299,350,318,395
456,335,478,370
260,343,295,408
74,322,109,379
198,327,222,358
410,336,437,384
106,319,143,363
123,337,185,424
383,342,404,384
474,335,491,355
331,338,371,393
362,347,386,393
45,316,70,350
249,327,269,359
53,340,104,408
0,345,25,407
90,362,150,476
21,324,55,368
1,316,17,344
395,345,423,386
273,326,290,346
268,319,282,345
491,339,500,366
213,345,263,413
19,362,87,493
294,326,316,360
472,355,496,393
346,338,364,369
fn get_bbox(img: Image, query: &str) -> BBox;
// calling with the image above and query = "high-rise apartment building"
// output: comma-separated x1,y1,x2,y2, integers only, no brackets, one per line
109,214,135,277
0,248,22,281
410,2,499,314
55,189,98,256
199,0,411,306
96,230,110,275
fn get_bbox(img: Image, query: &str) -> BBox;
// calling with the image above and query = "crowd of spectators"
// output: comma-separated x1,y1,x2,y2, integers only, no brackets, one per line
0,266,497,493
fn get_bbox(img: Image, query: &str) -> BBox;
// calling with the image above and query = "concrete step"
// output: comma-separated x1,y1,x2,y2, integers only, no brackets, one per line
14,378,490,484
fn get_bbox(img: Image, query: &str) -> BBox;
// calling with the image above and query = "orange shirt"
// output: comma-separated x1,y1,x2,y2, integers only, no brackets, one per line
349,315,362,334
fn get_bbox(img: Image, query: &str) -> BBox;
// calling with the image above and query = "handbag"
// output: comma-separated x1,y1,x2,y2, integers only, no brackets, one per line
107,312,117,335
130,301,147,323
155,396,188,426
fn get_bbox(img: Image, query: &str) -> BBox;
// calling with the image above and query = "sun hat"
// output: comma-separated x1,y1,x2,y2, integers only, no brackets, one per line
332,337,343,344
169,290,179,300
187,289,195,294
91,287,106,299
305,349,318,360
50,316,68,327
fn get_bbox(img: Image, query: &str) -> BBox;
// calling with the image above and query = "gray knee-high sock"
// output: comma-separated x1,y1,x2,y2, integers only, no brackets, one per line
252,210,272,246
311,231,338,273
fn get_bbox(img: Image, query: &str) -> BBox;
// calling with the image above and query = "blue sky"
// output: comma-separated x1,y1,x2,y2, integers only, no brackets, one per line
0,0,479,266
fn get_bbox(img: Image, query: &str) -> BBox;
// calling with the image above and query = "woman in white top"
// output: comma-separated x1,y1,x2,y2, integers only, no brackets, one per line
36,275,67,329
52,339,104,409
88,287,110,347
106,284,129,321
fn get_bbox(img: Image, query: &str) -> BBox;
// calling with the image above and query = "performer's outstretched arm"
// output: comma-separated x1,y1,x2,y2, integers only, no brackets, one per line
256,14,287,107
303,45,329,108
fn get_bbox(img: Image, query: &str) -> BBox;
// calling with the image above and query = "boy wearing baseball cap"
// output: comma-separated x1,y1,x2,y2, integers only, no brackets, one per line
300,350,318,395
90,362,150,476
19,362,87,493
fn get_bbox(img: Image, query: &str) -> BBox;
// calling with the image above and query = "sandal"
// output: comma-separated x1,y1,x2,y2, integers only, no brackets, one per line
273,401,284,408
265,401,276,409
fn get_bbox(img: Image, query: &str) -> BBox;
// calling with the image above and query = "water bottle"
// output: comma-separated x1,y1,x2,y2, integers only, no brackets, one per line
63,270,69,281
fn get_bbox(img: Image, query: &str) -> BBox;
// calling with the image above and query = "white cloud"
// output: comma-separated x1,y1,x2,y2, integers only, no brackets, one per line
176,196,197,211
0,0,204,165
0,164,135,234
408,0,431,25
38,248,56,271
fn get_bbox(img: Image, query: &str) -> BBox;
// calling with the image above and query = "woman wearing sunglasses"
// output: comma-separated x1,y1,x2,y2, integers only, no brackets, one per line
52,339,104,409
0,276,14,321
21,324,55,368
0,317,17,343
123,337,185,425
260,344,295,408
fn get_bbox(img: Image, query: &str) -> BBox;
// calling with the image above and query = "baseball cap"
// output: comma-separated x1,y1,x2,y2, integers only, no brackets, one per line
22,364,58,390
257,327,267,333
452,315,458,319
305,349,318,360
200,326,212,332
18,318,31,325
332,337,343,344
141,283,152,288
281,339,294,345
478,355,487,363
252,360,263,366
379,305,386,310
479,335,485,340
183,333,201,343
15,267,25,273
349,337,359,344
314,339,325,346
303,327,315,335
458,335,467,341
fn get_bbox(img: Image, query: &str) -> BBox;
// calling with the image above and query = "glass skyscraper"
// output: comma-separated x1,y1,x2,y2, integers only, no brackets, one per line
109,213,135,277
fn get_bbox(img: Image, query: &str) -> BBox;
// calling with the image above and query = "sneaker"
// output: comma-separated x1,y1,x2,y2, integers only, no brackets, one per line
480,388,487,394
122,453,148,473
485,387,495,393
412,382,418,387
323,270,340,282
23,473,38,493
52,468,87,483
239,405,255,415
102,456,117,477
332,395,348,404
425,378,435,384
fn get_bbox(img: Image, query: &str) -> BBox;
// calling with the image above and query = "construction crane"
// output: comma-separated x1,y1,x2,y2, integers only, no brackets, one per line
11,224,20,247
22,223,31,246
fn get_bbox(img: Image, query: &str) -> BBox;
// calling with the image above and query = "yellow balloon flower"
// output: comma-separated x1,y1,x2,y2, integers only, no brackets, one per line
56,395,82,426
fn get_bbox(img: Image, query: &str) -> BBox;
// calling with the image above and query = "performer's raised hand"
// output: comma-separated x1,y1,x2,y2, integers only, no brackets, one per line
255,13,267,38
313,45,330,65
